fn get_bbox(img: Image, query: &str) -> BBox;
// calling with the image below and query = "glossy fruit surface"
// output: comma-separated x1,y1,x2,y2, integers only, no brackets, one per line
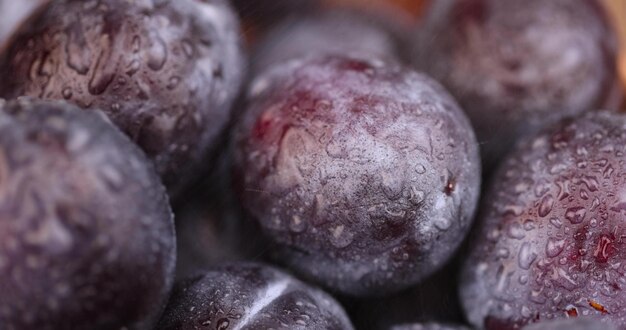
413,0,621,170
0,98,175,330
157,262,354,330
234,55,480,296
523,317,617,330
0,0,244,196
461,112,626,329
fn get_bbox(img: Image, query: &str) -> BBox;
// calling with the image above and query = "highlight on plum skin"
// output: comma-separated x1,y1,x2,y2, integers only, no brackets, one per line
0,0,245,197
460,112,626,329
233,54,481,296
0,98,176,329
413,0,621,171
156,262,354,330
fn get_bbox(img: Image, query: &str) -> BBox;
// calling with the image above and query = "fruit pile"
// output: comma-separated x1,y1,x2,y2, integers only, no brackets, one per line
0,0,624,329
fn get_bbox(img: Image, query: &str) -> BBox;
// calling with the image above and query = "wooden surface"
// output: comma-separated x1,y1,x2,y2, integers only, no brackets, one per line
603,0,626,97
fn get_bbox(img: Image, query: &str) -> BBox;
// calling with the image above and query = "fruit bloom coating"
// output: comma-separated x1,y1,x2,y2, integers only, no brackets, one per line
0,0,245,195
413,0,621,170
523,317,617,330
157,262,354,330
0,98,175,329
234,55,481,296
251,8,408,75
461,112,626,329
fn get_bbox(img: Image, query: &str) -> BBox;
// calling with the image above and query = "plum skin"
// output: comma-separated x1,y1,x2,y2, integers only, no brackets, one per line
251,8,409,75
460,112,626,329
0,98,175,329
233,55,481,296
156,262,354,330
413,0,621,171
0,0,244,196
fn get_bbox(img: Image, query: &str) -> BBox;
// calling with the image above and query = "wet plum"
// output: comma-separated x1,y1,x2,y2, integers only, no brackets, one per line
233,55,481,296
0,0,245,196
523,317,617,330
157,262,354,330
0,98,175,329
413,0,621,171
251,8,410,74
460,112,626,329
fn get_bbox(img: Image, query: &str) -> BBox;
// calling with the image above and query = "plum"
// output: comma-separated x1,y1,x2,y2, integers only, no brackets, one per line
157,262,354,330
0,0,245,196
523,318,617,330
460,112,626,329
412,0,621,171
251,8,410,74
0,98,175,329
233,55,481,296
390,323,470,330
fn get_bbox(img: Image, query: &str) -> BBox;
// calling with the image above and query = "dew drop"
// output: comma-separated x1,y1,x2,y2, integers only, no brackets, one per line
126,59,140,76
434,218,451,230
167,76,181,90
565,207,586,224
538,194,554,218
182,40,194,58
289,215,306,233
88,35,115,95
330,225,353,248
518,242,537,270
415,164,426,174
132,36,141,53
546,238,566,258
62,88,73,100
146,35,168,71
507,222,525,240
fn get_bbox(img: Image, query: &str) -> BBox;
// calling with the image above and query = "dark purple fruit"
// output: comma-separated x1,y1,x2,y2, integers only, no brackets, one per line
157,262,354,330
0,0,245,196
391,323,470,330
251,8,409,74
0,98,175,329
413,0,621,170
523,318,617,330
233,55,481,296
460,112,626,329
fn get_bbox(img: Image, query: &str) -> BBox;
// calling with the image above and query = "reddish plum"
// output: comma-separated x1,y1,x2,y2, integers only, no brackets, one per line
413,0,621,170
461,112,626,329
233,55,481,296
523,318,617,330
